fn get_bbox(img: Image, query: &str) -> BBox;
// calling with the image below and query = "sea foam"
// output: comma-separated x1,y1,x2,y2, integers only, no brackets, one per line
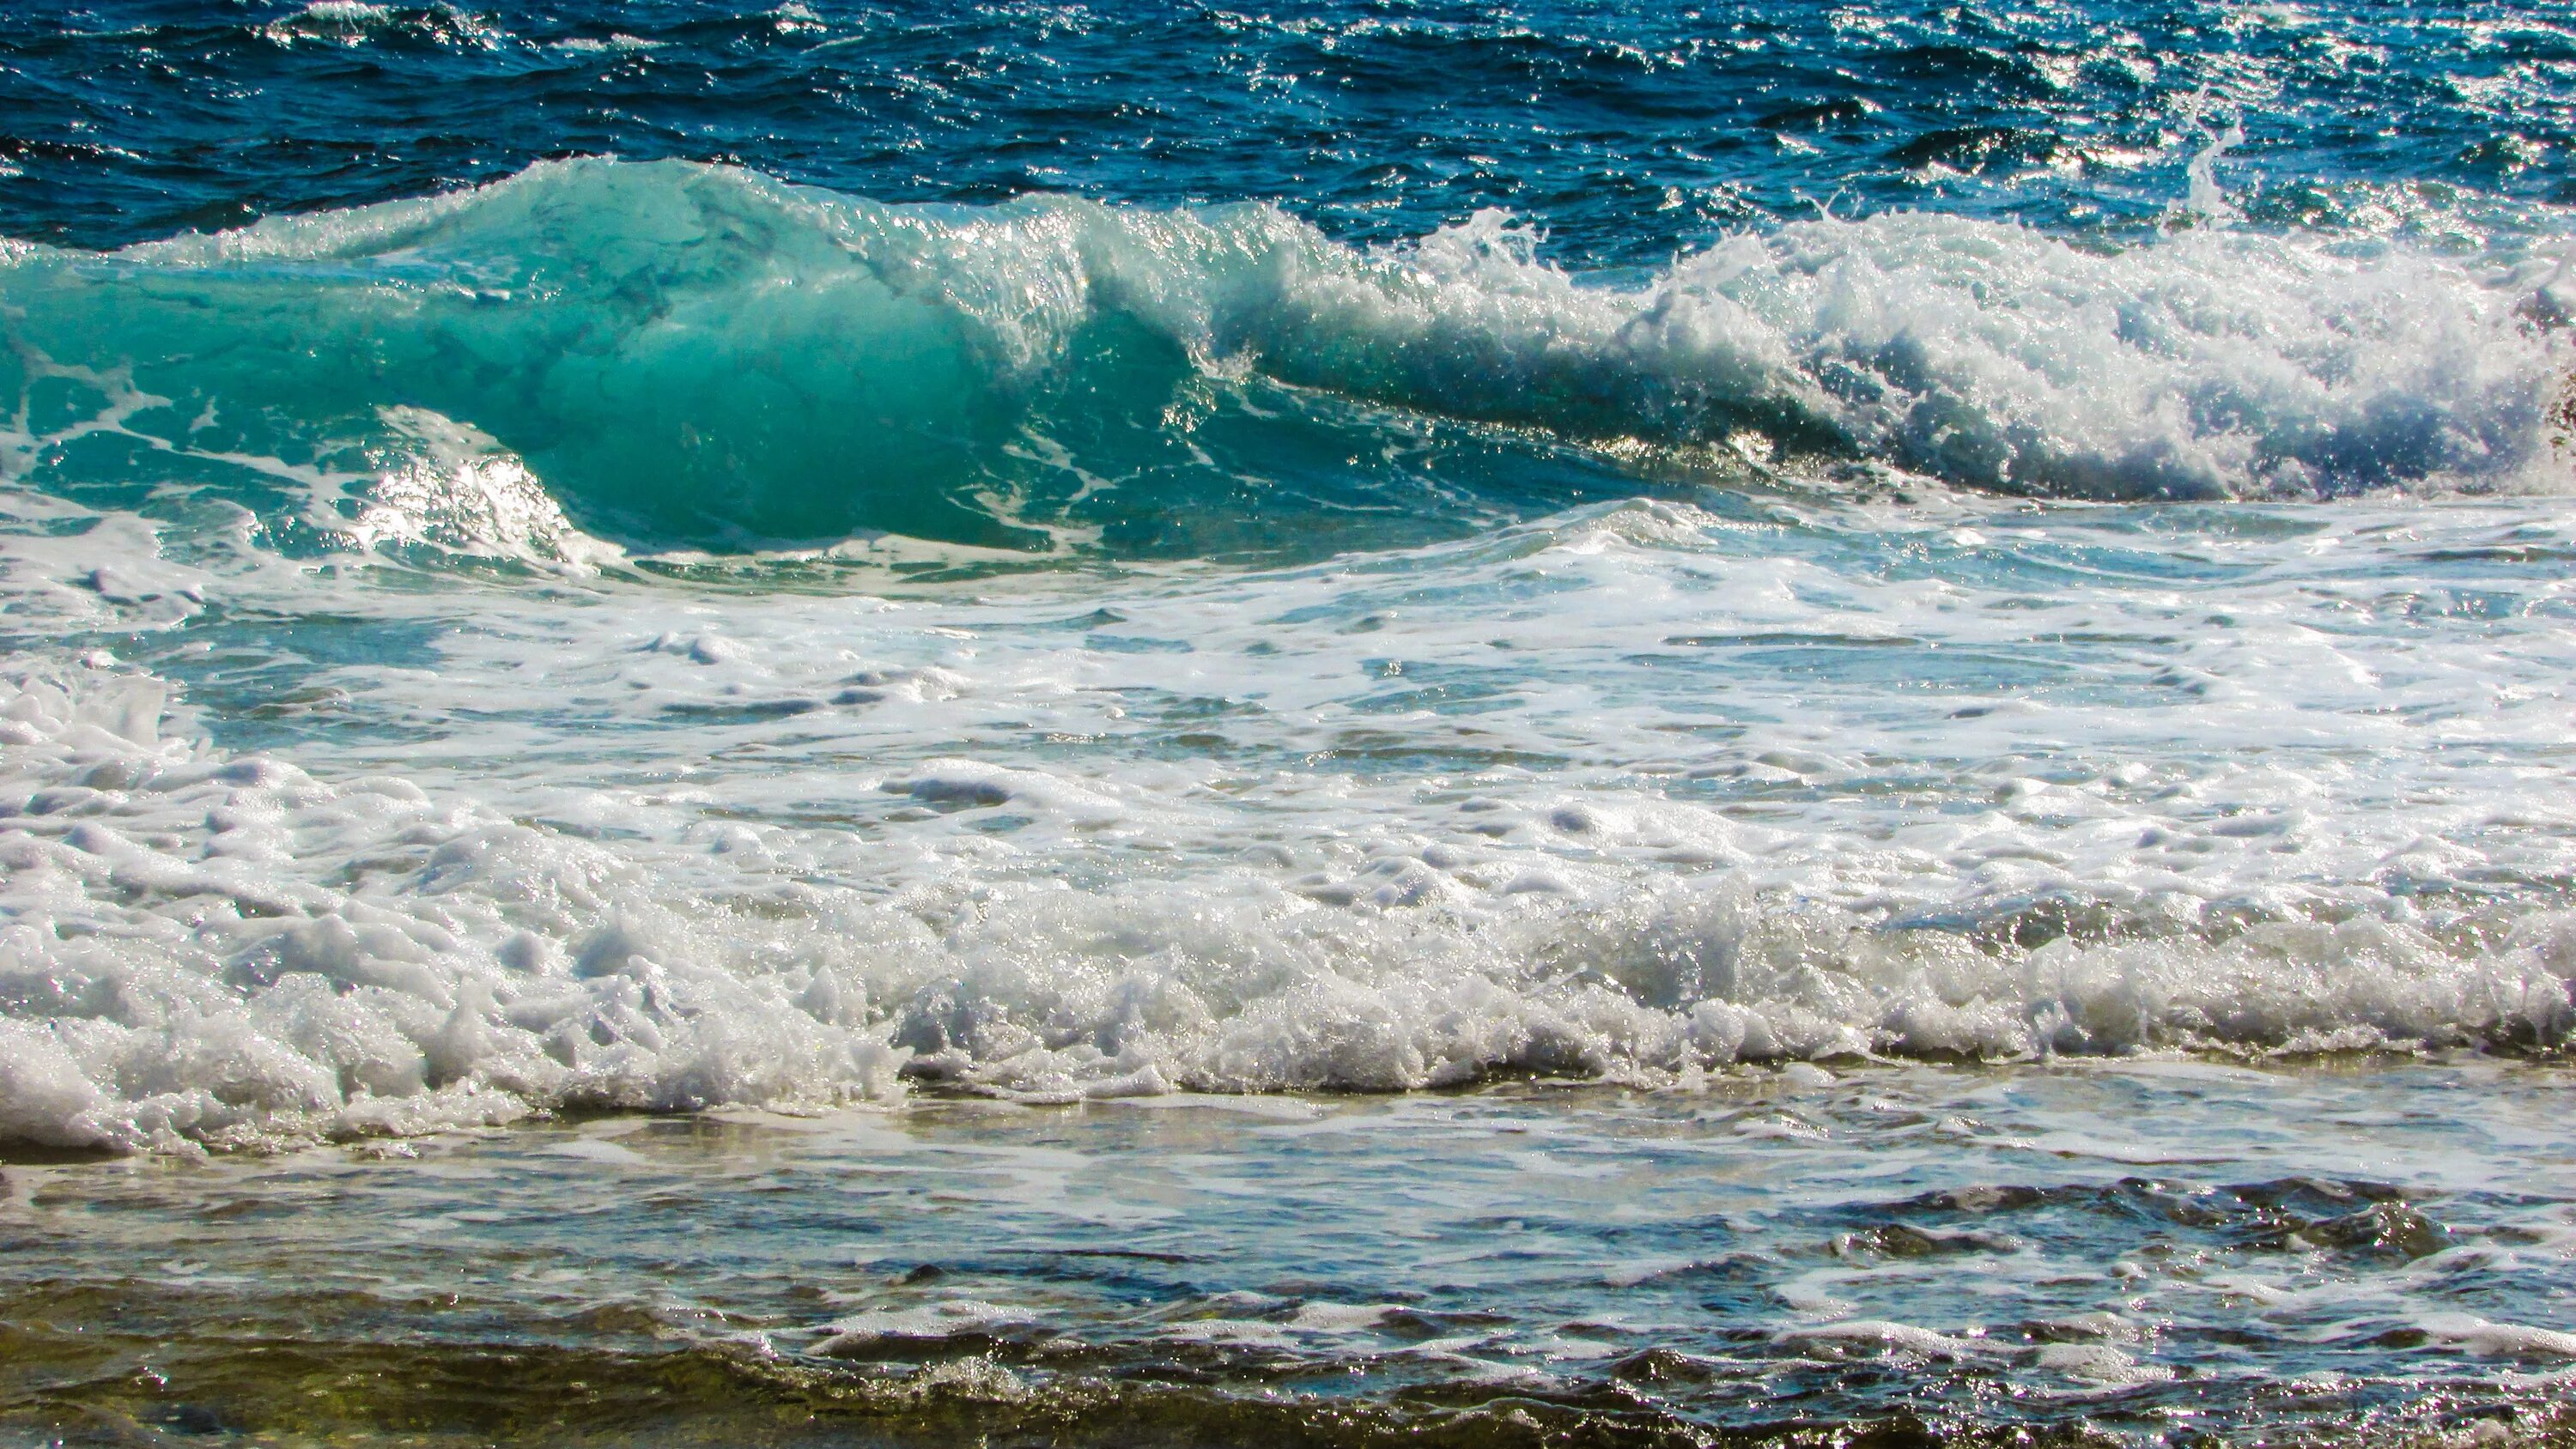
3,656,2569,1154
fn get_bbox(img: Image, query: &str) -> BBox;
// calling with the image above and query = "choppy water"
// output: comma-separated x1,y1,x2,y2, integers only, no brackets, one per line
3,2,2574,1443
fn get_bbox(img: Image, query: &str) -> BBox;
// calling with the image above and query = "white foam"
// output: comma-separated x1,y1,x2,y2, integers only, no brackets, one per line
259,2,501,49
0,667,909,1153
813,1300,1036,1352
3,640,2568,1154
5,384,2576,1153
1782,1319,1998,1361
341,409,623,569
2421,1314,2576,1360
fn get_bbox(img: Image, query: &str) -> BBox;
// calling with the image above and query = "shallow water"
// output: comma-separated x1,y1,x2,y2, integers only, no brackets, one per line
3,1,2575,1441
9,1066,2576,1446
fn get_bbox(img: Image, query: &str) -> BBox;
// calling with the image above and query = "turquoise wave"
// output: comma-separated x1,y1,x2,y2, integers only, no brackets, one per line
2,158,2566,556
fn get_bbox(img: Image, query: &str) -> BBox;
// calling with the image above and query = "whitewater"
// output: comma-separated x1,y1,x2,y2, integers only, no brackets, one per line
3,155,2571,1152
4,3,2576,1444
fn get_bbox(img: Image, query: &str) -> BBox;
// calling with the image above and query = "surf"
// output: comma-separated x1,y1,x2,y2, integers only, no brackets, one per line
3,158,2567,565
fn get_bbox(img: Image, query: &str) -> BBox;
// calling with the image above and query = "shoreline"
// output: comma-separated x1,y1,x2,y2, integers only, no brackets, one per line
8,1064,2573,1445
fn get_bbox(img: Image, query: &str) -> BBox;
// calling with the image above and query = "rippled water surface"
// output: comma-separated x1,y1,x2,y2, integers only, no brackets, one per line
9,1066,2576,1446
8,0,2575,257
3,1,2574,1442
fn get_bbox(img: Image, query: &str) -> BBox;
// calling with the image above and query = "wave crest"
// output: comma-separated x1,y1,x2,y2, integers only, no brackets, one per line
1,158,2568,558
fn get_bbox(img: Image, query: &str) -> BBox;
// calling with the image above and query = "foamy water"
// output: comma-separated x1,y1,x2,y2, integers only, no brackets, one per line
5,475,2573,1149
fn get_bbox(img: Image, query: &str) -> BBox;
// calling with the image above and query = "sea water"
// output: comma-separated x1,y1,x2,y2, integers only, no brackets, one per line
1,3,2573,1443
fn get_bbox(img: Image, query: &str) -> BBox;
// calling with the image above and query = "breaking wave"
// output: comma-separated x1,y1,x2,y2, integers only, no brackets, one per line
1,158,2567,558
4,663,2571,1155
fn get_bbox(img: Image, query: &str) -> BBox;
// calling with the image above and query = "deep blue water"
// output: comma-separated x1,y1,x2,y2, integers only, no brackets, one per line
9,2,2575,258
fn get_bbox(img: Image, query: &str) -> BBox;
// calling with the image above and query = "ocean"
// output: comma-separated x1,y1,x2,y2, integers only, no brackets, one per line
2,2,2573,1443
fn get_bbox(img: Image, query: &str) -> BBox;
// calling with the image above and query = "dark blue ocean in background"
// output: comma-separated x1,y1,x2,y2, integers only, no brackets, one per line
3,4,2576,1446
10,1,2576,255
